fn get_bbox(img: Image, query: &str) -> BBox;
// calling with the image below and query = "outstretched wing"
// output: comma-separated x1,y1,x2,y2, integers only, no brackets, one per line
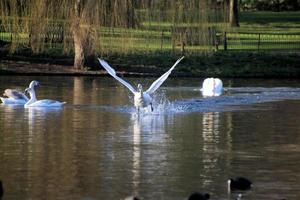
98,59,137,94
145,56,184,94
4,89,28,100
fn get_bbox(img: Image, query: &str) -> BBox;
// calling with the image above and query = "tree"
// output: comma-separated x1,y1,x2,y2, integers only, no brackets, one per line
229,0,239,27
73,0,87,70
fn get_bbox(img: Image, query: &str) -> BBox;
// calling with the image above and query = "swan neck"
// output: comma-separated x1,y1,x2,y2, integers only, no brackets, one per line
25,89,37,106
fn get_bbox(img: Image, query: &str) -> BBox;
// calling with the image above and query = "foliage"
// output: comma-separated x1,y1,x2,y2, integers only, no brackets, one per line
0,0,230,57
240,0,300,11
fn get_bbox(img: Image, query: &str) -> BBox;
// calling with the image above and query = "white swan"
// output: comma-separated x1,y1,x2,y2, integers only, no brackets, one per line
201,78,223,97
98,56,184,111
0,81,37,105
24,81,66,108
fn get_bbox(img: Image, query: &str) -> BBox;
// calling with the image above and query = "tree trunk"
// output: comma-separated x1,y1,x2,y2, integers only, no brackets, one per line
229,0,239,27
73,29,85,70
73,0,85,70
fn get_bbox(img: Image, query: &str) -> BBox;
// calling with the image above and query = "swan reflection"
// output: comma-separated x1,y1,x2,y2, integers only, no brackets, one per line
202,112,220,149
201,112,233,188
130,113,171,195
202,112,220,188
27,107,63,139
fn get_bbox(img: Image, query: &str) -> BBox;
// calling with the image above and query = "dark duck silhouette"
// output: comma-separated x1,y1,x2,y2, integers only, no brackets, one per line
228,177,252,192
0,180,3,199
188,192,210,200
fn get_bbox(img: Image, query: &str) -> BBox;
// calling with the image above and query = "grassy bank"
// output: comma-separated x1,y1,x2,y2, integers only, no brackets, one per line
0,11,299,77
105,51,300,78
1,51,299,78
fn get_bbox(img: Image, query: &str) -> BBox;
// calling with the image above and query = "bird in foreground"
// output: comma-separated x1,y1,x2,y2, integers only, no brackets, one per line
124,196,140,200
201,78,223,97
98,56,184,112
24,80,66,108
0,87,29,105
0,180,3,199
228,177,252,192
188,192,210,200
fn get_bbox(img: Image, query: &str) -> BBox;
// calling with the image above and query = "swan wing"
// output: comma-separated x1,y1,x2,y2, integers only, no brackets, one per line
98,59,137,94
145,56,184,94
4,89,28,100
28,99,65,107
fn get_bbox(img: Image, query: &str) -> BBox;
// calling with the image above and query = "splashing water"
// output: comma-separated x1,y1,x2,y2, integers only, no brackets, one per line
103,87,300,115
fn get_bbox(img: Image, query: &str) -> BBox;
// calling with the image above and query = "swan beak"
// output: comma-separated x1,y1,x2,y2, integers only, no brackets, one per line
25,88,29,93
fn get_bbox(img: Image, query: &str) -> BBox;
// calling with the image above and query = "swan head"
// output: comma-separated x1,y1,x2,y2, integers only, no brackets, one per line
29,80,39,89
137,84,143,92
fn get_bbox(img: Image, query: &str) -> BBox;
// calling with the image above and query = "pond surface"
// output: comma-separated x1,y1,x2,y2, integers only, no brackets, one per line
0,76,300,200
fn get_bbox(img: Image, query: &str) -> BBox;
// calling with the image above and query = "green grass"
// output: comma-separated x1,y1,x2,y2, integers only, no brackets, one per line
1,11,300,78
1,11,300,53
236,11,300,34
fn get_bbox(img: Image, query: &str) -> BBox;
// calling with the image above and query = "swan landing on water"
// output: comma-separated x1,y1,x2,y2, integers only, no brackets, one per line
24,81,66,108
98,56,184,112
201,78,223,97
0,88,29,105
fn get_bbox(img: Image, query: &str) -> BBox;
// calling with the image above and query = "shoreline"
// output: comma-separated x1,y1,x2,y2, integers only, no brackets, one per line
1,51,300,78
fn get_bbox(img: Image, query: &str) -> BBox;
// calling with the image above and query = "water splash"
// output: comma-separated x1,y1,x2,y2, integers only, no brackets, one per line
100,87,300,115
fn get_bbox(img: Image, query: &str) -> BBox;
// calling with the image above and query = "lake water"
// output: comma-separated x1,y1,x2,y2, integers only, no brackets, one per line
0,76,300,200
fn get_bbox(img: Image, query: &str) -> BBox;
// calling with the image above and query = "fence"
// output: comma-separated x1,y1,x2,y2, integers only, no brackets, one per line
0,24,300,54
220,32,300,52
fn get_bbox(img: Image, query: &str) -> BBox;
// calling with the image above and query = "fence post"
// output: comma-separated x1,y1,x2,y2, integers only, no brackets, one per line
160,30,163,51
258,33,261,52
223,32,227,50
180,32,185,55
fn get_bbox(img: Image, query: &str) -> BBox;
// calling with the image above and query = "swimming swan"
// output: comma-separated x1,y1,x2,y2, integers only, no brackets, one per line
24,81,66,108
98,57,184,111
0,87,29,105
201,78,223,97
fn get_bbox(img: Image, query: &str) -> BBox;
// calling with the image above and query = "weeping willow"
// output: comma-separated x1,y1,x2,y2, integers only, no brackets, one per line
0,0,229,68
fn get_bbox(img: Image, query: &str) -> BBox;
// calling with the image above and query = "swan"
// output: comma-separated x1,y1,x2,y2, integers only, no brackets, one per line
98,56,184,111
0,88,30,105
200,78,223,97
24,81,66,108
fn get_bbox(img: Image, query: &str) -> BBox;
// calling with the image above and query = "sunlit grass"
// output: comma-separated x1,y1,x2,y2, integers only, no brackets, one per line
1,11,300,53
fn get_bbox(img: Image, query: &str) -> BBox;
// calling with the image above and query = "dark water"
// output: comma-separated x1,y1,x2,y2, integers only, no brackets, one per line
0,76,300,200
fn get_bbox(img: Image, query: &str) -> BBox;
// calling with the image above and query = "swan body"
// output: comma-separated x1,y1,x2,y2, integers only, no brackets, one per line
134,85,153,110
0,89,29,105
201,78,223,97
24,81,66,108
98,57,184,111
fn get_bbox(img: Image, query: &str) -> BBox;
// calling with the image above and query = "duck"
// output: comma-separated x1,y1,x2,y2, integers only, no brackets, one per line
228,177,252,192
0,180,3,199
98,57,184,112
124,196,140,200
201,78,223,97
188,192,210,200
24,81,66,108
